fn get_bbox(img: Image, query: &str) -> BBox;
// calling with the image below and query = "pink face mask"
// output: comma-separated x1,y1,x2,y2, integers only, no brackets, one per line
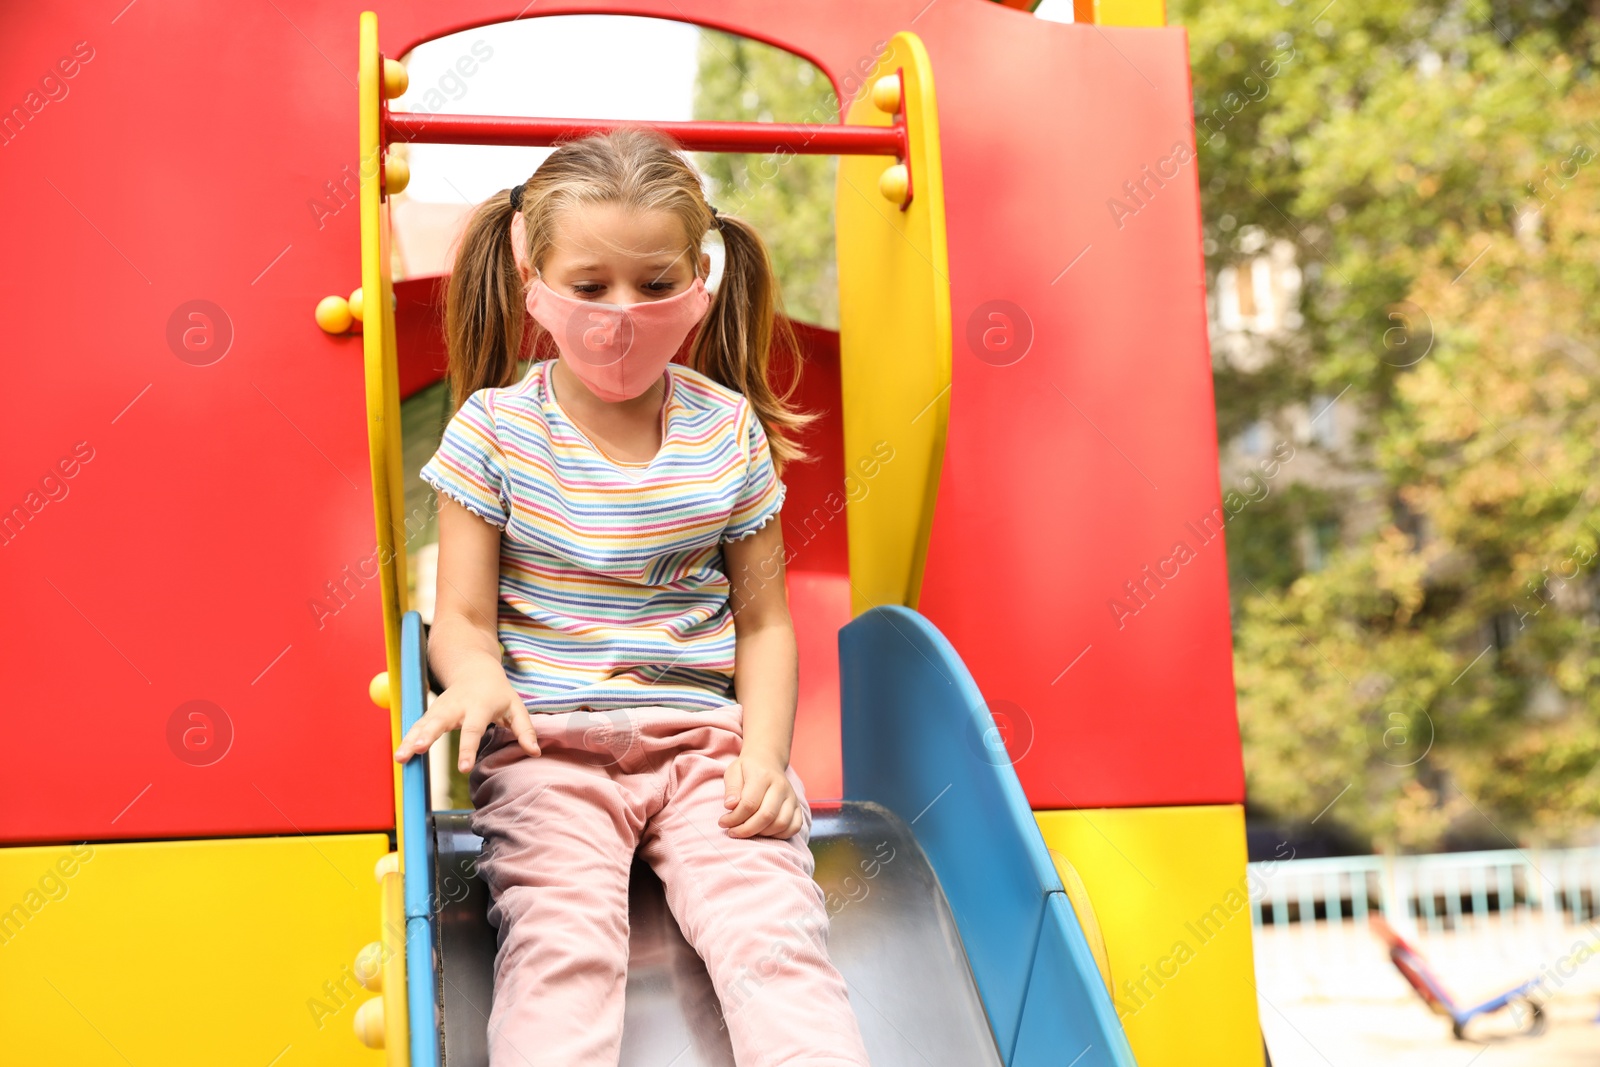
525,274,713,402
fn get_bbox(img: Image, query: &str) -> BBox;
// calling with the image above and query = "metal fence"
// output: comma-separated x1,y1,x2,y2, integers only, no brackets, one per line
1247,847,1600,935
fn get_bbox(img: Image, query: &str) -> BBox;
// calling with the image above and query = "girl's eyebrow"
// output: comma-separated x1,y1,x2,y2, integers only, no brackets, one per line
648,247,694,283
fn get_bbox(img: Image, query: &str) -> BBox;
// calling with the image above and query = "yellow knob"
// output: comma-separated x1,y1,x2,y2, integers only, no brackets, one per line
354,997,385,1049
384,155,410,195
382,58,409,100
369,671,389,708
879,163,910,207
355,941,385,992
315,295,353,334
348,287,365,323
871,74,902,114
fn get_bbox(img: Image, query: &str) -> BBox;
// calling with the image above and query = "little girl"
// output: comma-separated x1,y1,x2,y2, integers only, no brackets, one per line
392,128,872,1066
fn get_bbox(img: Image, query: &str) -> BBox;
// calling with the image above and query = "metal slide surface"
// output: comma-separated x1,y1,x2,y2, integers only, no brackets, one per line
432,801,1004,1066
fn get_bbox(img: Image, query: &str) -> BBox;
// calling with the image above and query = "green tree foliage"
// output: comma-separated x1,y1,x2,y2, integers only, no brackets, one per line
1174,0,1600,849
692,30,843,329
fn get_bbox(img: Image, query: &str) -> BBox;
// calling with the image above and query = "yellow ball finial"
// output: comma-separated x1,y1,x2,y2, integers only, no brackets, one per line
384,156,409,195
355,942,385,992
871,74,902,115
348,288,365,323
381,58,409,100
879,163,910,207
315,295,353,334
369,671,389,708
354,997,385,1048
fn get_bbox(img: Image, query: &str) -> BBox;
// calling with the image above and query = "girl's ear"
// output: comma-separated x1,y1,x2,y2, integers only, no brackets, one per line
510,211,533,285
699,249,712,281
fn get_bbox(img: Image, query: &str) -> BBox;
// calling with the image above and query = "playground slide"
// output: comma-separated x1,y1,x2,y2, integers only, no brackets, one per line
401,608,1135,1066
432,803,1002,1065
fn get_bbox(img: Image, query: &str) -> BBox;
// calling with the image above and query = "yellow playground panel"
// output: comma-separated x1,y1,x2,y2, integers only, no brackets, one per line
0,834,391,1066
836,31,953,616
1037,804,1265,1066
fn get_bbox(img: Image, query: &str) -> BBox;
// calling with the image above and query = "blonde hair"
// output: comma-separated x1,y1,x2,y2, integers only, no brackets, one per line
444,126,809,466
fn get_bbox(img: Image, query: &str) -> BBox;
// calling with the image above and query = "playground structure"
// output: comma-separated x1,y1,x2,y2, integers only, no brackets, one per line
1,1,1262,1064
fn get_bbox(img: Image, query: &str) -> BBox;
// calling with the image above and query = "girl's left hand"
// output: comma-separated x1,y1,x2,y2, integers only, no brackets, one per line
719,755,805,839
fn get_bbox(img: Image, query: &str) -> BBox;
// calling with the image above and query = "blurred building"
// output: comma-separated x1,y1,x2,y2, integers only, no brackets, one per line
1208,230,1385,581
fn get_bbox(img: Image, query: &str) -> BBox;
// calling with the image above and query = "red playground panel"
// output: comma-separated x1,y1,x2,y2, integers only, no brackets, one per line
0,0,1239,846
774,321,851,802
915,22,1244,809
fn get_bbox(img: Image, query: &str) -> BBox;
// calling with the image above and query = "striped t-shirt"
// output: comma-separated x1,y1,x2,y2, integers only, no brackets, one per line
419,358,786,715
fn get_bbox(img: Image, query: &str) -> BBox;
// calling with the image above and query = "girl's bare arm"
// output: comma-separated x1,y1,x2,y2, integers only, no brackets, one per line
393,496,540,772
719,517,804,839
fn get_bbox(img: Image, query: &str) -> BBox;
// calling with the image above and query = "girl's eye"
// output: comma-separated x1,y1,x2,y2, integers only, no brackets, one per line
572,284,603,295
645,281,676,293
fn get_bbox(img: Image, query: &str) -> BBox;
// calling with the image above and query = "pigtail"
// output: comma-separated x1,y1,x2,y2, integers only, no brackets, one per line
690,212,814,469
444,189,526,411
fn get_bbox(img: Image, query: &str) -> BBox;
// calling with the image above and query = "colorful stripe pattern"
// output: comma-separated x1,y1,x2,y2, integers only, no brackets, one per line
420,358,786,715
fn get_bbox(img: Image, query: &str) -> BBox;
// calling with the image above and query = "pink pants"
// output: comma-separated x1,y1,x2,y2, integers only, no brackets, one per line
468,704,871,1067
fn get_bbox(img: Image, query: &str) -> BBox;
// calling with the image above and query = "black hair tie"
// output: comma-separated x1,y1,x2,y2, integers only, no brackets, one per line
508,184,524,211
708,203,721,227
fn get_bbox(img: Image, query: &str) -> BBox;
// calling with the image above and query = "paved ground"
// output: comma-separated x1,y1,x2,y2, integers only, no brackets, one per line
1262,994,1598,1065
1255,919,1600,1065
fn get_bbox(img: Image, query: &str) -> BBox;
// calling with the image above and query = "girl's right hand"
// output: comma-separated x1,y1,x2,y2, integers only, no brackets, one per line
392,664,542,773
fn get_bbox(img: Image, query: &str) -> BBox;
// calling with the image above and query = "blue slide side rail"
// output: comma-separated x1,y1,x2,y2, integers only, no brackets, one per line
839,606,1136,1067
400,609,442,1067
